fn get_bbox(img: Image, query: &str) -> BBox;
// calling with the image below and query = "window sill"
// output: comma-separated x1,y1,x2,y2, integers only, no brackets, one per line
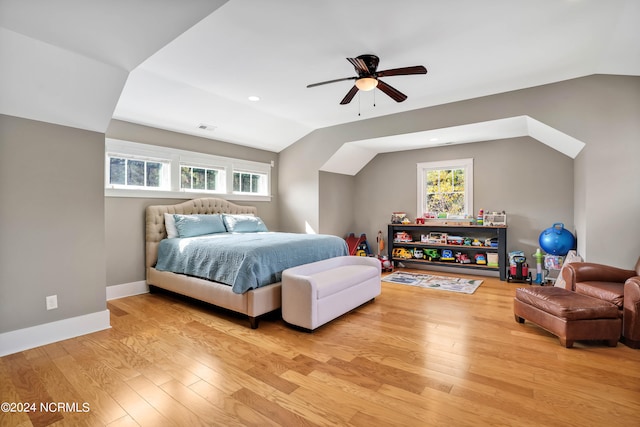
105,188,271,202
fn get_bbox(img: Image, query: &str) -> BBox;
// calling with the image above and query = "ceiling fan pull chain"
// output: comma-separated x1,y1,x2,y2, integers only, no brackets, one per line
373,89,376,107
358,92,361,116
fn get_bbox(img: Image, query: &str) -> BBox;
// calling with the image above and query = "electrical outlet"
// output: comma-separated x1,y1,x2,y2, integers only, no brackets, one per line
46,295,58,310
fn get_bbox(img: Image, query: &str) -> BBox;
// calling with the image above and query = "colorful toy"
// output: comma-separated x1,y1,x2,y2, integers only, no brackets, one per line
440,249,455,261
483,211,507,226
355,242,368,256
391,212,407,224
507,255,532,283
539,223,576,256
377,230,385,256
485,237,498,247
392,247,413,259
424,248,440,261
394,231,412,242
533,248,543,284
447,236,464,245
427,232,447,244
345,233,370,256
474,253,487,265
379,255,393,272
455,252,471,264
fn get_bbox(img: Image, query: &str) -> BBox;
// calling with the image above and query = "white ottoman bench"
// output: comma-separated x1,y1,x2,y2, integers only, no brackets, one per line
282,256,381,330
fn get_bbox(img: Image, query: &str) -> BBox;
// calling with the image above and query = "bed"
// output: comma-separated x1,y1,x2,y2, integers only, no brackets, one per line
145,198,348,328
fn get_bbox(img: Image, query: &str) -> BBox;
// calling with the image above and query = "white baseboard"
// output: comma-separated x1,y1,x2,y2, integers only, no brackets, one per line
106,280,149,301
0,309,111,357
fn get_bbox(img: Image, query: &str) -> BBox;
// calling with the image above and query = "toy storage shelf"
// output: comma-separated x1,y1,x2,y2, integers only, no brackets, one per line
387,223,508,280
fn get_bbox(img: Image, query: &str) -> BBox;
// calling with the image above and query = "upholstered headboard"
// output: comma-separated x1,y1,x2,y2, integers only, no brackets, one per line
145,198,258,269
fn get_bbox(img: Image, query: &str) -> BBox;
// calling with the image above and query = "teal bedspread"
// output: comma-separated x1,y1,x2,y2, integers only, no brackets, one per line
155,232,349,294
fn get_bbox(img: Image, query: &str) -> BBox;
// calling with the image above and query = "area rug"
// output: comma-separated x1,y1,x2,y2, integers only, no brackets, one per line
382,272,483,294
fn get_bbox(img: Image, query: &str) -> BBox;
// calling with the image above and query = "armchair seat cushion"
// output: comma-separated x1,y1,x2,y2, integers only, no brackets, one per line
575,281,624,309
514,286,621,348
516,286,619,321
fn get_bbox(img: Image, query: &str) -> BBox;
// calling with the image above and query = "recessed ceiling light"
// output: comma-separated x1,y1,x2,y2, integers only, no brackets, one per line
429,137,439,142
248,95,260,102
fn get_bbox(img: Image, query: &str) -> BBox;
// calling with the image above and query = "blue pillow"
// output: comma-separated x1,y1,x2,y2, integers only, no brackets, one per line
173,214,226,238
223,214,268,233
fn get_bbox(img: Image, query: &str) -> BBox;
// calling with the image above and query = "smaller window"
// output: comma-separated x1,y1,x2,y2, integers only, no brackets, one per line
417,158,473,218
233,171,267,195
107,155,169,190
181,165,224,192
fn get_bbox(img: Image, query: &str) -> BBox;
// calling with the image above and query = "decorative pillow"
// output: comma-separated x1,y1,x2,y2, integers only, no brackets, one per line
164,213,178,238
173,214,226,238
223,214,268,233
554,250,583,289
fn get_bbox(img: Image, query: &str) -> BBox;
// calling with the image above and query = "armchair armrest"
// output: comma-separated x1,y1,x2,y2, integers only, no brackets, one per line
623,276,640,348
562,262,636,290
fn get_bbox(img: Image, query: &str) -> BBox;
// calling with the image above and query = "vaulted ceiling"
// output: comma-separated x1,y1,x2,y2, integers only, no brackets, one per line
1,0,638,154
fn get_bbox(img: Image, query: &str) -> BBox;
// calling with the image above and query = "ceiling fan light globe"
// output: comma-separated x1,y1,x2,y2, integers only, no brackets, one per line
355,77,378,91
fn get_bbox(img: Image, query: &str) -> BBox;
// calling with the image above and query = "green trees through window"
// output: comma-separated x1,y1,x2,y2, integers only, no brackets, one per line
181,166,220,192
425,168,466,214
109,157,163,188
417,158,473,217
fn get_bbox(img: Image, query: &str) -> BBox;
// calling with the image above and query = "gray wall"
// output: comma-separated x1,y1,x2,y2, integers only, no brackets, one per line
353,136,574,260
279,75,640,269
319,171,356,237
568,76,640,265
0,115,106,333
105,120,279,287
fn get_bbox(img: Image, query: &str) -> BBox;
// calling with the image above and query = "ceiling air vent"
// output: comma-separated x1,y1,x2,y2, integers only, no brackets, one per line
198,123,216,131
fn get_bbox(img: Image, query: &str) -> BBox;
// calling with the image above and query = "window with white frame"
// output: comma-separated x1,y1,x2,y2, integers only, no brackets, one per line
180,165,225,193
417,158,473,217
107,155,170,190
233,170,268,195
105,139,271,200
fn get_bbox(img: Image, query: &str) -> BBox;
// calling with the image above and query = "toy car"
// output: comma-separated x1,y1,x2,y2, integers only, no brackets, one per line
440,249,455,261
394,232,412,242
455,252,471,264
424,248,440,261
392,247,413,259
474,253,487,265
413,248,424,259
485,237,499,247
447,236,464,245
378,256,393,272
427,232,447,244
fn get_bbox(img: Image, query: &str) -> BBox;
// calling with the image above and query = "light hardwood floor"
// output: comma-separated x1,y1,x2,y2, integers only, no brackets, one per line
1,269,639,427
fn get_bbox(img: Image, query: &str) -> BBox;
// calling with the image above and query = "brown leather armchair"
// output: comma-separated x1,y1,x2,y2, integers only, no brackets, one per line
562,257,640,348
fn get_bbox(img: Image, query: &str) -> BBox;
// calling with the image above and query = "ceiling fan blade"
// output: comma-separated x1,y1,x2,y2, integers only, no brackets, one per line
377,65,427,77
347,57,369,75
376,79,407,102
307,76,357,88
340,85,359,105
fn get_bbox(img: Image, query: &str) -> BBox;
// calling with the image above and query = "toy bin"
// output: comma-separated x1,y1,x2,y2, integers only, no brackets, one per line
487,253,499,267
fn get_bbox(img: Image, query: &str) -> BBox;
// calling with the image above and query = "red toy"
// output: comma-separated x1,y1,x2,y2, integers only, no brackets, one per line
345,233,370,256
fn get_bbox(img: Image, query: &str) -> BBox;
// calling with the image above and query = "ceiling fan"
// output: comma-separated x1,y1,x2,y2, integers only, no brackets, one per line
307,54,427,105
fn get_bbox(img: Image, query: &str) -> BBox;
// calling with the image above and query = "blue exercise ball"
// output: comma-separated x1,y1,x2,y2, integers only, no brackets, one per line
539,223,576,256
